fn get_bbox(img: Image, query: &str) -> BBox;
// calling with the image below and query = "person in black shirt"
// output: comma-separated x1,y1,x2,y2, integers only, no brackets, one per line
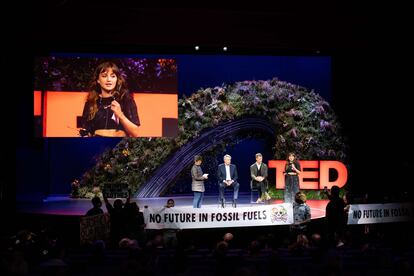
325,185,346,247
81,61,140,137
284,152,301,203
103,192,130,246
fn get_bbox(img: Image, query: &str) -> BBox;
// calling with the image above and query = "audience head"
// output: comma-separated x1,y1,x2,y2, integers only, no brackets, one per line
295,192,307,204
214,241,229,257
343,191,353,205
248,240,261,256
330,186,340,198
296,234,309,248
91,196,102,208
223,232,234,242
114,199,124,209
166,198,175,208
311,233,322,246
119,238,138,249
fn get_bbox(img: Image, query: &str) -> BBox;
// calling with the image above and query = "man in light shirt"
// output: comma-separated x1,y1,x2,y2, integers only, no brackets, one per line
217,154,239,208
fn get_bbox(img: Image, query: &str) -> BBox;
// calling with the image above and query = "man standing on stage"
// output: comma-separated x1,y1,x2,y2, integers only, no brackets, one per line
217,154,240,208
250,153,271,203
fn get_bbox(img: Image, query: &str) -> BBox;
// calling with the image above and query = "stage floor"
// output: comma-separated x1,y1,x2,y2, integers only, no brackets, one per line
16,193,328,219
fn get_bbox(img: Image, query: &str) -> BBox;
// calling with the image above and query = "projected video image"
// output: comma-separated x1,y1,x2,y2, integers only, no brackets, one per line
34,57,178,137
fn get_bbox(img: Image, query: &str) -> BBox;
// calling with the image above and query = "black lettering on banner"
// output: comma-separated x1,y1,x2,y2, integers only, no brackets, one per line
150,214,162,223
210,212,240,222
391,208,409,217
199,213,208,222
216,213,222,221
242,211,266,221
363,209,383,218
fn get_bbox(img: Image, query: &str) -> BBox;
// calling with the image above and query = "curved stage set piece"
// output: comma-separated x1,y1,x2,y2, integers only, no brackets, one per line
137,118,275,198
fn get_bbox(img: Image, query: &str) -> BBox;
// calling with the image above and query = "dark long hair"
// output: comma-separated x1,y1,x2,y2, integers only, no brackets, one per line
285,152,299,169
85,62,129,121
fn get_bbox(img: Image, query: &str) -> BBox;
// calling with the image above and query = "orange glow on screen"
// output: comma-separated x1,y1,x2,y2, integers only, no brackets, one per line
34,91,42,116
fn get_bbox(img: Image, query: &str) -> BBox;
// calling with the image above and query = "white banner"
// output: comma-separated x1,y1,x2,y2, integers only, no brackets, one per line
347,202,414,225
143,204,293,229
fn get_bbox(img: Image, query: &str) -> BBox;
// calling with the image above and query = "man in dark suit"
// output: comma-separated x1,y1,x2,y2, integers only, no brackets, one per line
217,154,240,207
250,153,270,203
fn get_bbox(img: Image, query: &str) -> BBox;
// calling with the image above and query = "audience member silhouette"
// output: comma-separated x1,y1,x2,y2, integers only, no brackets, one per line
325,185,346,247
85,196,104,217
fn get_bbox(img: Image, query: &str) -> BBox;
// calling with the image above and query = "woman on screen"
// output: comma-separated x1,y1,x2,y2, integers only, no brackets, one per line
81,61,140,137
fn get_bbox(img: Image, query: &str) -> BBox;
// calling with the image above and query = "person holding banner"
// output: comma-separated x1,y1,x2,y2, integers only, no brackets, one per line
191,155,208,208
283,152,301,203
81,61,140,137
217,154,240,208
163,199,179,248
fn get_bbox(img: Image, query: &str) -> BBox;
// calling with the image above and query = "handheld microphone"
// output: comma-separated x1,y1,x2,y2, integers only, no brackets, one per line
67,126,88,136
112,90,120,101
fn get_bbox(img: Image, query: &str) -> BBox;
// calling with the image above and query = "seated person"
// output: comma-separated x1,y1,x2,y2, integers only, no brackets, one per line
250,153,271,203
217,154,240,208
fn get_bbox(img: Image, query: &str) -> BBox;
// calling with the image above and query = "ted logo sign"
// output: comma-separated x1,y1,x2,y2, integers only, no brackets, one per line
268,160,347,189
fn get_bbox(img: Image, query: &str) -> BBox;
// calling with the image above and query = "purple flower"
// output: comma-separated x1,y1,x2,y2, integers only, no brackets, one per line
320,120,331,130
252,97,260,106
261,81,272,91
196,110,204,117
314,105,325,115
289,128,298,138
286,109,303,118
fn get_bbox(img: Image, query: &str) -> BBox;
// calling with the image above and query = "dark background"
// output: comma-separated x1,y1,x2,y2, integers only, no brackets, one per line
5,3,413,211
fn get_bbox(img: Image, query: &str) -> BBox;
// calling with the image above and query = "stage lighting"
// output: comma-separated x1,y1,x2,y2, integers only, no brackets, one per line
195,46,200,51
223,46,228,51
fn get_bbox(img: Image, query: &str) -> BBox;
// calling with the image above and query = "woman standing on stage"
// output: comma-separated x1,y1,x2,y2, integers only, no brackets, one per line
284,152,301,203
